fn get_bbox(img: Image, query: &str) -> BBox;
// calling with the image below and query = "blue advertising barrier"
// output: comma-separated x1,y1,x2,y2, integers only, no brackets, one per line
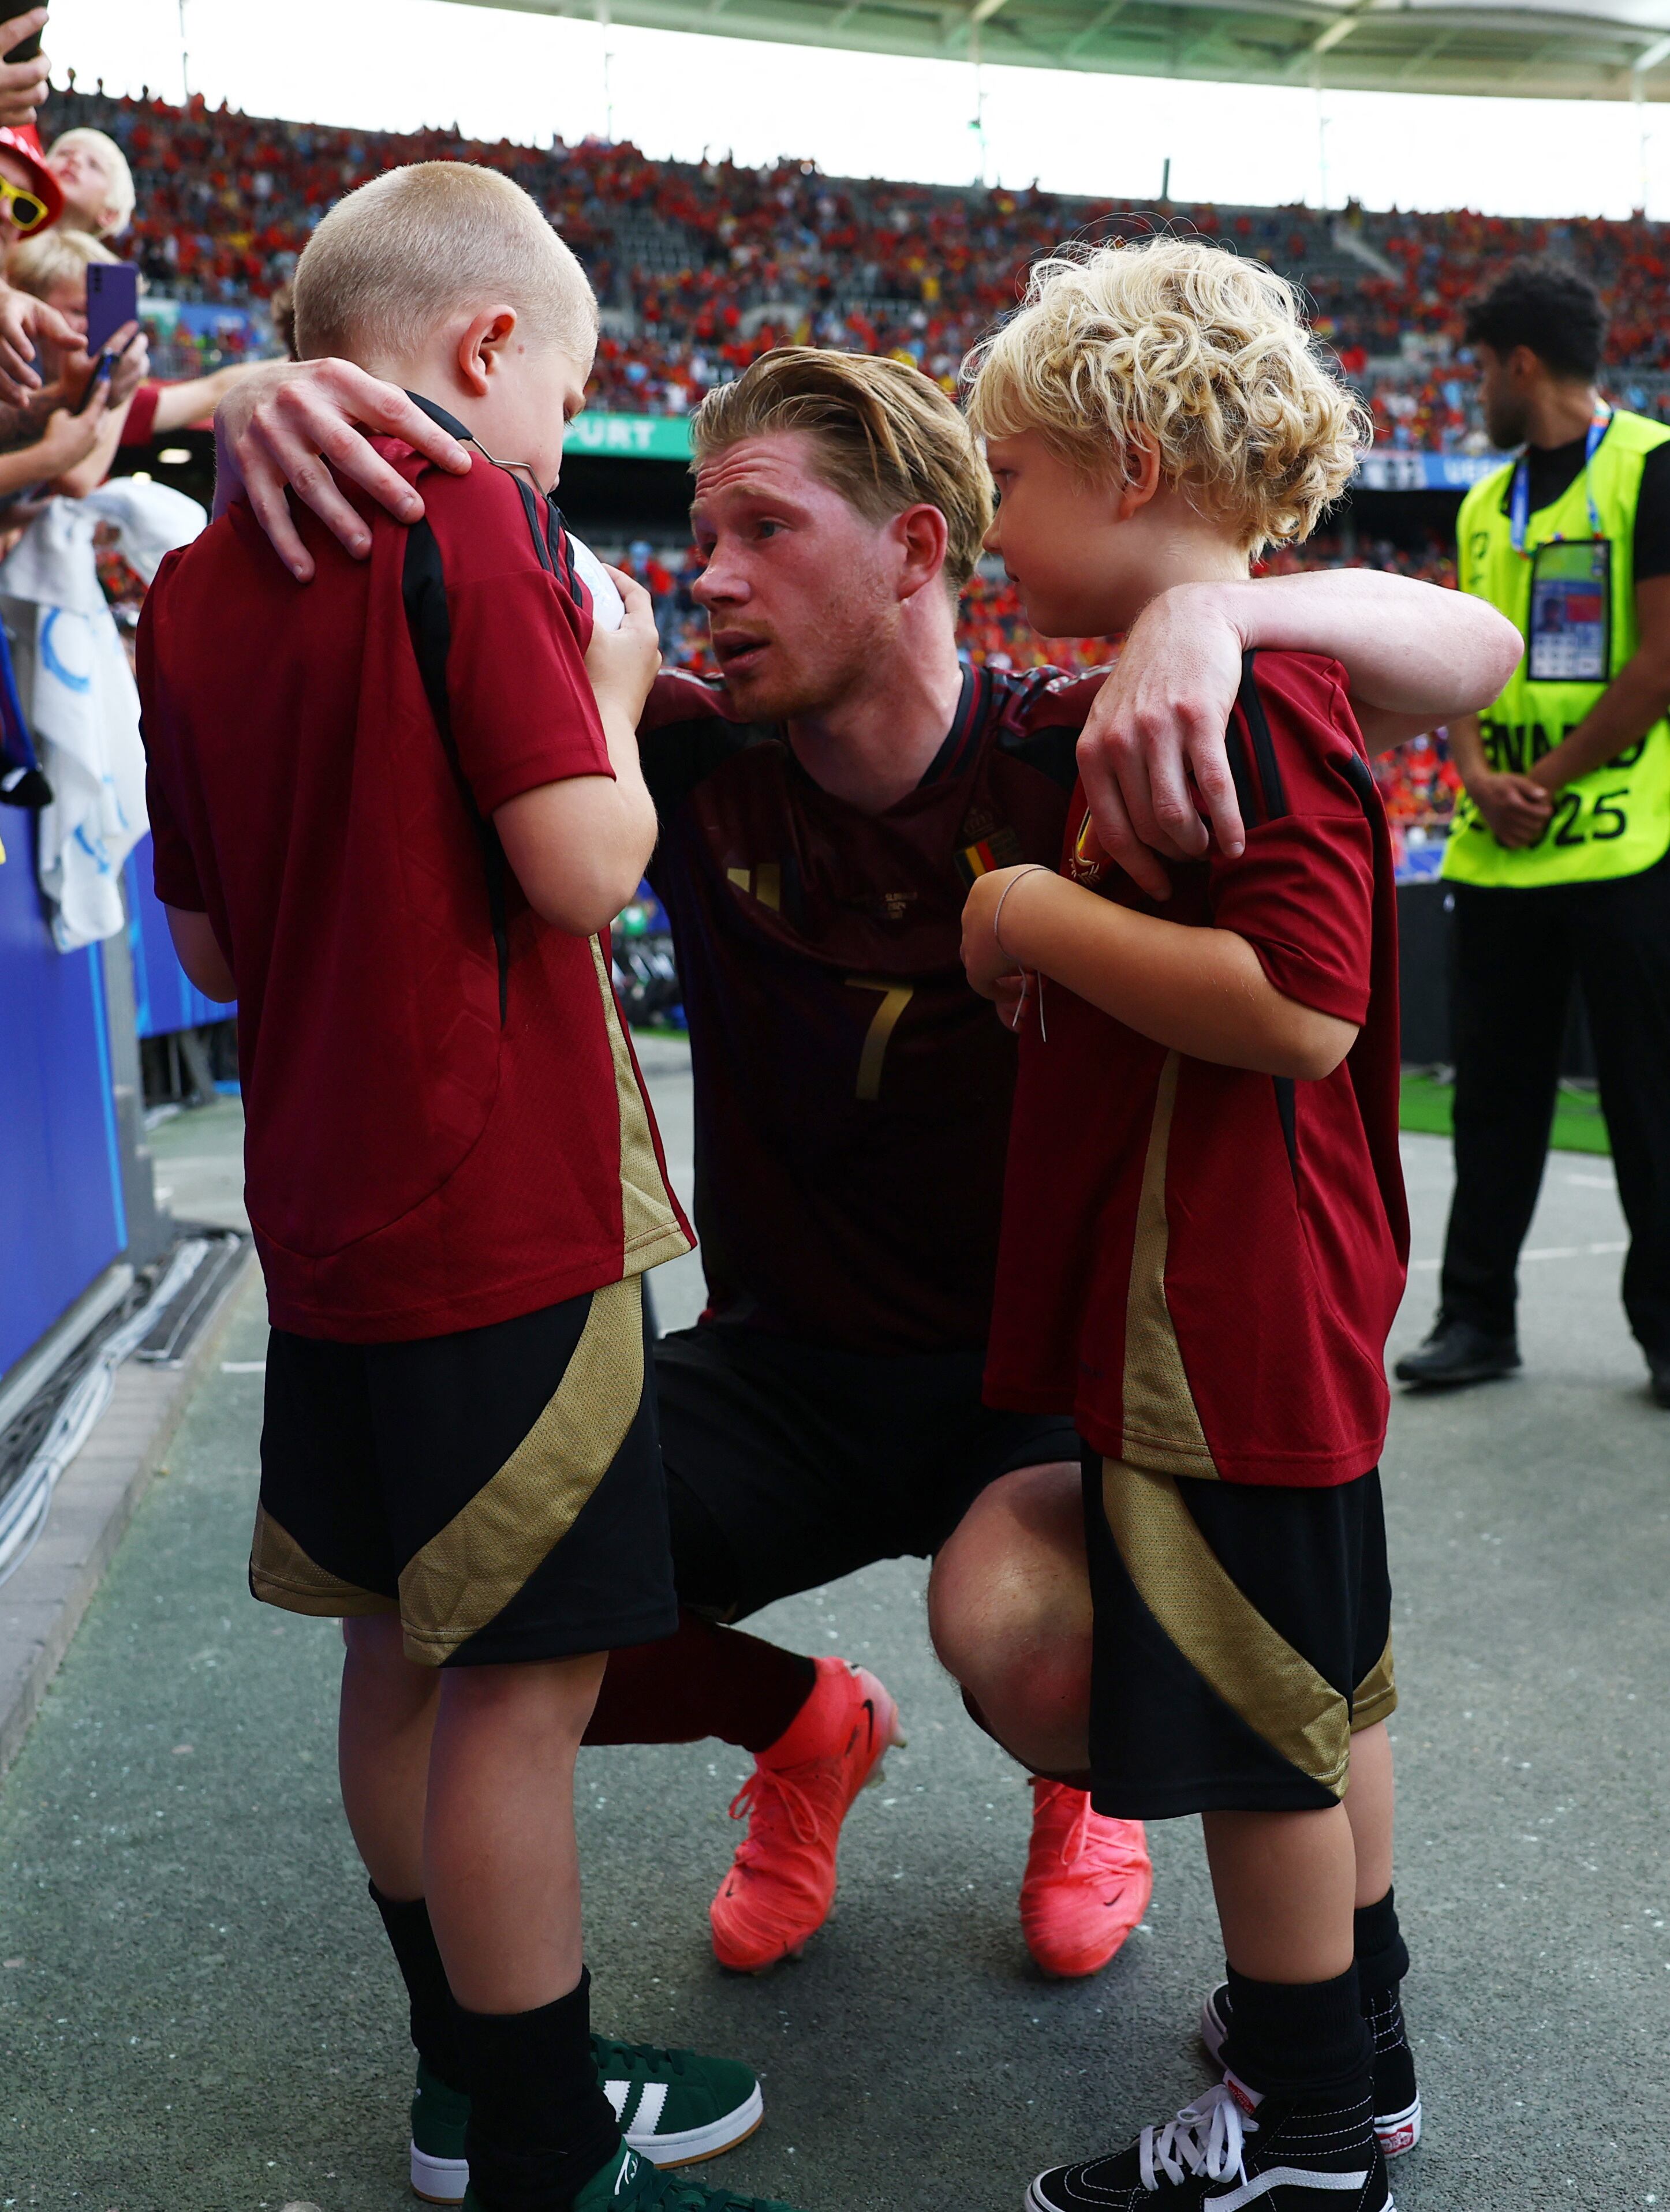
0,817,128,1379
124,834,231,1039
1353,451,1501,492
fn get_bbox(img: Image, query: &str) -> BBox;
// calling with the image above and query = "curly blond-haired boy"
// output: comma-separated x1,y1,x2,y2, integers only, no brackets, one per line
961,238,1417,2212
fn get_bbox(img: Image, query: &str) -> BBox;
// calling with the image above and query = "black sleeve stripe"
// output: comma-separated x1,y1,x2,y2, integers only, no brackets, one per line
511,474,556,575
1236,649,1288,821
402,518,512,1025
547,500,586,609
1272,1075,1299,1184
1224,714,1259,830
1337,748,1377,809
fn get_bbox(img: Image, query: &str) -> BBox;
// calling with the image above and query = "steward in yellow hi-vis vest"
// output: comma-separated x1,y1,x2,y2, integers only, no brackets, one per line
1448,406,1670,886
1396,260,1670,1410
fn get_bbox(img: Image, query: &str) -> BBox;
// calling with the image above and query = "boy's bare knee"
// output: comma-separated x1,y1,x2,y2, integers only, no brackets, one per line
438,1652,607,1746
343,1610,413,1669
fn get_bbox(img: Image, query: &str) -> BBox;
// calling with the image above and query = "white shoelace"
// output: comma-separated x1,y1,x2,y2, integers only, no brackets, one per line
1138,2083,1257,2191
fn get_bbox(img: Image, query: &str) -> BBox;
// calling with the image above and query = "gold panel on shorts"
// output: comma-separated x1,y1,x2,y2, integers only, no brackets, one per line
397,1273,644,1665
249,1504,398,1619
1352,1634,1399,1732
1100,1456,1354,1798
1121,1053,1219,1480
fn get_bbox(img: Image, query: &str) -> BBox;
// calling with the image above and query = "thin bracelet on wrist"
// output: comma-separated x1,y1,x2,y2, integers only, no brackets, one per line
991,863,1051,963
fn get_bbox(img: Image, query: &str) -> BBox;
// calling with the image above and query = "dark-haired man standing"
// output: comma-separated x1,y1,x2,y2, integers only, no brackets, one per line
1398,261,1670,1408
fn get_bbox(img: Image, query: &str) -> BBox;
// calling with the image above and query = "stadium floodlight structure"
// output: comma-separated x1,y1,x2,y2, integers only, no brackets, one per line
441,0,1670,99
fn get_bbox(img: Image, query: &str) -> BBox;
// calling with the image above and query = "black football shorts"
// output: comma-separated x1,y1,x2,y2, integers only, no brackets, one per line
651,1323,1079,1622
1082,1447,1396,1820
252,1276,678,1667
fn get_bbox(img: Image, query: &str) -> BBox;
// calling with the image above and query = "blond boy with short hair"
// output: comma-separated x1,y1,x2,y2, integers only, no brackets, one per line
138,162,796,2212
962,239,1424,2212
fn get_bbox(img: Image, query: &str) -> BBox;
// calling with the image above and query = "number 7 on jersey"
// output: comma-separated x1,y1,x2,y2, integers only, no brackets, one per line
846,977,916,1101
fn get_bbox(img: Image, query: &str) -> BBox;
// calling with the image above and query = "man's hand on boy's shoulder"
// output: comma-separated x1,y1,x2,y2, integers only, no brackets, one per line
215,358,472,583
1075,582,1251,902
1077,567,1523,895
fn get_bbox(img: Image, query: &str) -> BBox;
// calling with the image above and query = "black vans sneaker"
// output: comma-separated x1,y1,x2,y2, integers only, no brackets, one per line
1201,1982,1421,2158
1026,2080,1389,2211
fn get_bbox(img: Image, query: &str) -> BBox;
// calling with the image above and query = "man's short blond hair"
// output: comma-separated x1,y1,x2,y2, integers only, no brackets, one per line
6,226,119,301
47,129,136,237
964,238,1369,555
294,161,596,370
691,347,992,593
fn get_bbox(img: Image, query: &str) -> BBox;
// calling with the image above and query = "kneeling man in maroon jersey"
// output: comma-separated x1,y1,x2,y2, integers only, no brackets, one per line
214,345,1511,1982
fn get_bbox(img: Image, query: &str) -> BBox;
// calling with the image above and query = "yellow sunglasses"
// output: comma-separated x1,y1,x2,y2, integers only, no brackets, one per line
0,177,50,234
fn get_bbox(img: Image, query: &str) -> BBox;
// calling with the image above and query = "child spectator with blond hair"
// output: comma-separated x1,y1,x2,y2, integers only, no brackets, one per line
46,126,135,239
961,238,1420,2212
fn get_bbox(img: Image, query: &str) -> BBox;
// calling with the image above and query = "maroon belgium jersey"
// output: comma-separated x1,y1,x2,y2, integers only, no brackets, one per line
640,662,1103,1354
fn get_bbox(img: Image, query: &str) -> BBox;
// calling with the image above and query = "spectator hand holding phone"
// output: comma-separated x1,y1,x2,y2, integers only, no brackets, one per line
0,9,48,129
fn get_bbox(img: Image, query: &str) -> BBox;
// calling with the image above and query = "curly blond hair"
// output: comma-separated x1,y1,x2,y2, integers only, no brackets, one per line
963,238,1369,555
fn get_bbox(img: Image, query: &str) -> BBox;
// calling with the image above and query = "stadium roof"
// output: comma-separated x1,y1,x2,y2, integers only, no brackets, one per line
444,0,1670,100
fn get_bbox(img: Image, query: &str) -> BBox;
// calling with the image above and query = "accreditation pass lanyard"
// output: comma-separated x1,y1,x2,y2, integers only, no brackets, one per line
1510,405,1612,554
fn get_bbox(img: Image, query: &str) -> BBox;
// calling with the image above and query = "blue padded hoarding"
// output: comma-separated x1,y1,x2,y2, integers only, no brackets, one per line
0,815,126,1378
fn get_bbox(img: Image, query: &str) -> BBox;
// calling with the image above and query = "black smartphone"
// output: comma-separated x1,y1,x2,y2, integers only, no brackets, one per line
69,327,135,416
69,350,114,416
3,26,42,64
85,262,139,355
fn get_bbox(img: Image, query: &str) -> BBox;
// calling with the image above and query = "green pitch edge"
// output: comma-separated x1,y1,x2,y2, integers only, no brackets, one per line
1399,1072,1612,1156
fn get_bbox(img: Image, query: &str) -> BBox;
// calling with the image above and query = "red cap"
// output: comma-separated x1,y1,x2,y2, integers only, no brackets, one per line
0,127,63,229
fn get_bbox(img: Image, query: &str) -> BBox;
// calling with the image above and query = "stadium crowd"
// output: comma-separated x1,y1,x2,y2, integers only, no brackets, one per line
42,80,1670,449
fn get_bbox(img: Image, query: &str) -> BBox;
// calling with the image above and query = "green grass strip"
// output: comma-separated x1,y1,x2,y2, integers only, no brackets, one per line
1399,1072,1612,1156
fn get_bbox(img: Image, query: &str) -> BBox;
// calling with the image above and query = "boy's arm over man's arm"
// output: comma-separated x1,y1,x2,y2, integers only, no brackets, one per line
962,865,1357,1083
1075,569,1523,896
494,570,662,935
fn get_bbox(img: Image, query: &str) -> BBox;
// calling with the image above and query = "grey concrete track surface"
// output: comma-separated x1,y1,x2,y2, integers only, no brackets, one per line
1,1059,1665,2211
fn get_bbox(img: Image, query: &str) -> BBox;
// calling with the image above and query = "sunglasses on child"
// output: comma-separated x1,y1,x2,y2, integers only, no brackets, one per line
0,178,50,234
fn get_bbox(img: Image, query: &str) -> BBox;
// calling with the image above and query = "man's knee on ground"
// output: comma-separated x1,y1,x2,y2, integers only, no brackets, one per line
928,1461,1092,1724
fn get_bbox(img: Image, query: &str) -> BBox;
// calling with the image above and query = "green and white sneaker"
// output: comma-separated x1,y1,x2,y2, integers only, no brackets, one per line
410,2038,765,2202
461,2140,799,2211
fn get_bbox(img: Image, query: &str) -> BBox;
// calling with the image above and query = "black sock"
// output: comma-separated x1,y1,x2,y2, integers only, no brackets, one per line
370,1884,466,2093
582,1611,817,1756
1353,1886,1409,1997
451,1968,622,2212
1221,1964,1373,2099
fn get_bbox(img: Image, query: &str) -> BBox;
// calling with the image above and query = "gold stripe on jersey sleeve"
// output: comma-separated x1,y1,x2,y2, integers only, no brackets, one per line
1120,1051,1217,1478
1099,1457,1353,1797
588,936,693,1273
398,1275,644,1664
249,1505,398,1619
